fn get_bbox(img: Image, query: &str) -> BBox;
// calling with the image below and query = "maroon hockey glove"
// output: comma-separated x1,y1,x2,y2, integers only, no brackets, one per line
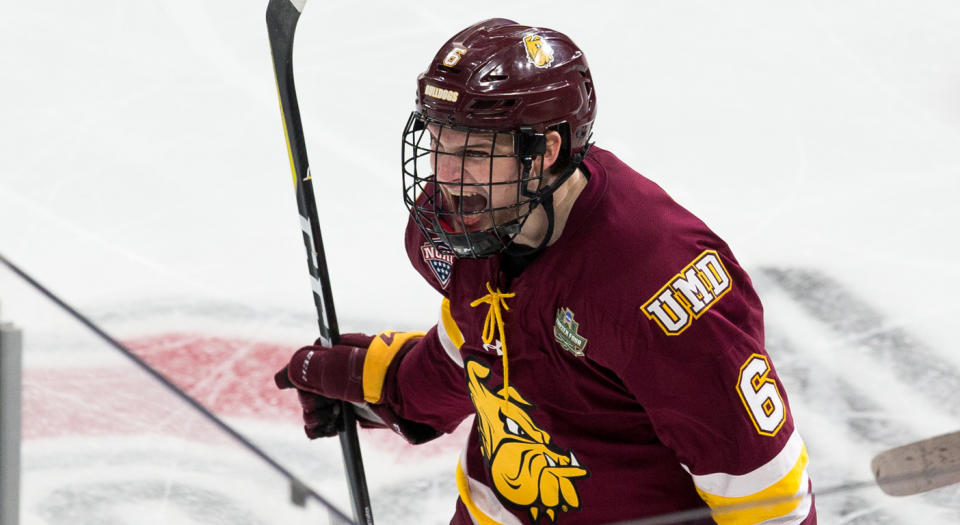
288,389,343,439
274,333,373,439
275,333,373,402
275,331,437,442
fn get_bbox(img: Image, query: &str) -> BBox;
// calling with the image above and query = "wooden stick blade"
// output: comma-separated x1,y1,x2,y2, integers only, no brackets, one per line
872,430,960,496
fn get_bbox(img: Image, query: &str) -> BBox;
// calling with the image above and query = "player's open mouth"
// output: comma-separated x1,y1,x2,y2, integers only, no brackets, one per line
438,188,489,232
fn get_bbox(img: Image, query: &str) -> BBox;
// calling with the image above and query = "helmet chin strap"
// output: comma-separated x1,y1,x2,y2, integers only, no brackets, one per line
506,141,592,258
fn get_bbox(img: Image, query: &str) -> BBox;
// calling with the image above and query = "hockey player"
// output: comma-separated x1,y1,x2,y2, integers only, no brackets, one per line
275,18,816,524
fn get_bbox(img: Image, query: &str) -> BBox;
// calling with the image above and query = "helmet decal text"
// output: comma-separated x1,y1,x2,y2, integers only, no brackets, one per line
424,84,459,103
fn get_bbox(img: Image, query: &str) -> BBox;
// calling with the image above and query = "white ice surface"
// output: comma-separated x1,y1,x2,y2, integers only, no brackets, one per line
2,0,960,524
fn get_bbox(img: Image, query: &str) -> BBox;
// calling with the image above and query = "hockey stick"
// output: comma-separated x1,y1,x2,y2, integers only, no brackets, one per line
265,1,372,523
872,430,960,497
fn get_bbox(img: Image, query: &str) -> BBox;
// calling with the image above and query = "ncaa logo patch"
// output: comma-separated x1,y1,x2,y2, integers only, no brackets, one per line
421,241,455,288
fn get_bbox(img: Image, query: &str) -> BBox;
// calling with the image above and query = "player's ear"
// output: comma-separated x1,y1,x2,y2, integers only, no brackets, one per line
542,130,563,174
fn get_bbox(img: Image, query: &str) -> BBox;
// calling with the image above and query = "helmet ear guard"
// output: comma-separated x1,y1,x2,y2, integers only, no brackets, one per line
515,126,547,205
514,127,547,159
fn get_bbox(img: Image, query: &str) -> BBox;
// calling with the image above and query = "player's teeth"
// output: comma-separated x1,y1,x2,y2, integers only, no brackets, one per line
545,454,557,467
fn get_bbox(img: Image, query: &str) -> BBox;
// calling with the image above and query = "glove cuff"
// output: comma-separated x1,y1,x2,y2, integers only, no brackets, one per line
362,330,425,403
285,330,424,405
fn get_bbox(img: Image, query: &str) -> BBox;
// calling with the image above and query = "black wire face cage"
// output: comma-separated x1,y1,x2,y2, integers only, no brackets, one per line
402,112,548,259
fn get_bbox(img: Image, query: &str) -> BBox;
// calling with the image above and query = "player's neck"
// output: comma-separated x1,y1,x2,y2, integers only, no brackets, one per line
514,167,588,248
547,167,588,245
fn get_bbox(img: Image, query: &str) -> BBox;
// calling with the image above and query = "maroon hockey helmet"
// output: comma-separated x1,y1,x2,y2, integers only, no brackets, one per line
402,18,597,258
415,18,596,152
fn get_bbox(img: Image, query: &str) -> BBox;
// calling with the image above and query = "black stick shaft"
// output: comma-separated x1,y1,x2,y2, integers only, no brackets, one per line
265,1,373,523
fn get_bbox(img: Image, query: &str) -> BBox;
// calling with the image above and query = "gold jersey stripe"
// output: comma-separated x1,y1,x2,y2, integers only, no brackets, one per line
696,445,810,525
362,330,425,403
686,430,805,496
441,298,465,349
455,457,524,525
455,462,502,525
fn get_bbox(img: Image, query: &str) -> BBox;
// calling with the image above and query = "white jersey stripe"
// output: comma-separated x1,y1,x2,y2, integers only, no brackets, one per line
438,298,464,367
683,429,805,497
457,450,524,525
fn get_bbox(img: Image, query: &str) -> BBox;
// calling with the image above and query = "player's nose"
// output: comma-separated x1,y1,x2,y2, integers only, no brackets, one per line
434,153,465,184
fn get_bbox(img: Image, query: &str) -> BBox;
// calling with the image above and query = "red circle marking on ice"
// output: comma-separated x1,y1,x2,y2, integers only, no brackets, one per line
22,333,466,459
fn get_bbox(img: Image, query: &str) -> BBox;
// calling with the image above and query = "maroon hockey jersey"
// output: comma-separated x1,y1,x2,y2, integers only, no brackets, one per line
380,147,815,524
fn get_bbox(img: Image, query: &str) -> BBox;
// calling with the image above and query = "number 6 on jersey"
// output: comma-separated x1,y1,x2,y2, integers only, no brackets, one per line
737,354,787,436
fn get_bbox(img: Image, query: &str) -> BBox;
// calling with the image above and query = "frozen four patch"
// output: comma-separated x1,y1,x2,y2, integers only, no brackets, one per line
421,241,455,289
554,307,587,357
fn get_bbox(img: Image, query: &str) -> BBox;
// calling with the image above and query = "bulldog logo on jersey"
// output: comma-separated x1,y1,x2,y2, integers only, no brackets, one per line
642,250,732,335
421,241,455,288
466,359,588,522
523,34,554,68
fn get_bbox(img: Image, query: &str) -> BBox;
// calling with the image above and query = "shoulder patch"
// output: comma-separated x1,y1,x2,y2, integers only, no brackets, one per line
641,250,732,335
421,241,455,289
554,307,588,357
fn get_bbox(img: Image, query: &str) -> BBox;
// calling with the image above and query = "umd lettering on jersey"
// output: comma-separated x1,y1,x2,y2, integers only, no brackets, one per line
642,250,732,336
